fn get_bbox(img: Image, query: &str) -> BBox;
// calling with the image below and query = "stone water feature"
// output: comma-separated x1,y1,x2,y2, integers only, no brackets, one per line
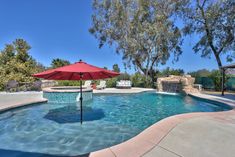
157,75,199,94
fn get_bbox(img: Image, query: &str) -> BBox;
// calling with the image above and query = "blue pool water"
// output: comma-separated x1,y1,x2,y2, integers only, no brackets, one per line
0,92,231,156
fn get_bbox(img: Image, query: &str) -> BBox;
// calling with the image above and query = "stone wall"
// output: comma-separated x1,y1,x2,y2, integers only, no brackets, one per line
41,80,58,88
157,75,199,94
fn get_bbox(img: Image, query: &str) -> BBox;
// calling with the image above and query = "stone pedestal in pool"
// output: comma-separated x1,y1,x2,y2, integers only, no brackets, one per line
42,86,93,103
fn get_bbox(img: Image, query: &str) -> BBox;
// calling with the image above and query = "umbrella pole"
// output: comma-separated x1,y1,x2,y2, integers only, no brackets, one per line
79,75,83,124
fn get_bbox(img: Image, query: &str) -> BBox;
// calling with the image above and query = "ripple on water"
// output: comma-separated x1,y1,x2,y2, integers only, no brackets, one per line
0,111,14,121
15,119,37,132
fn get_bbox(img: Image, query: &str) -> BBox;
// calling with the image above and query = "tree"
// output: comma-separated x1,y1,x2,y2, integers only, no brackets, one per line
51,58,70,68
112,64,120,73
90,0,184,85
188,69,211,78
209,69,222,91
14,39,31,63
187,69,230,91
160,67,184,76
0,44,15,65
0,39,45,90
181,0,235,69
131,72,152,88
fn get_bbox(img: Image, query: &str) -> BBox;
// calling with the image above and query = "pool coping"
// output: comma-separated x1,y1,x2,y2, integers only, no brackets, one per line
88,93,235,157
0,98,48,112
43,86,93,93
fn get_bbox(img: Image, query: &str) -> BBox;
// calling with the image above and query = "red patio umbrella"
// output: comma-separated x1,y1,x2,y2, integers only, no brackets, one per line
33,60,120,124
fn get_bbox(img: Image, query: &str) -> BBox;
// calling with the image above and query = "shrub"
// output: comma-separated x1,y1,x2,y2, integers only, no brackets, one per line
209,70,222,91
57,80,81,86
131,72,152,88
118,73,130,80
106,78,118,88
188,69,235,91
0,39,45,91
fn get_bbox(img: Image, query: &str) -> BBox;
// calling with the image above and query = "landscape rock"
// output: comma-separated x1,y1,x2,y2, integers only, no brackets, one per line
157,75,199,94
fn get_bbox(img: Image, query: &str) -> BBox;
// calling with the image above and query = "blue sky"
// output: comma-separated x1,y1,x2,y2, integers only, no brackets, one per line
0,0,229,73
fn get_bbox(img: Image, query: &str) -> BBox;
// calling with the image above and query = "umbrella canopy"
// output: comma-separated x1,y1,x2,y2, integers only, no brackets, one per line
33,60,119,80
33,60,120,124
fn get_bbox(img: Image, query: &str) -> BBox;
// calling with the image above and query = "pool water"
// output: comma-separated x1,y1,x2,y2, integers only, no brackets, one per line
0,92,231,156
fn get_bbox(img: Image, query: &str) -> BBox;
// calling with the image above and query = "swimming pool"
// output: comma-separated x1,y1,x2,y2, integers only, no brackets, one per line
0,92,232,156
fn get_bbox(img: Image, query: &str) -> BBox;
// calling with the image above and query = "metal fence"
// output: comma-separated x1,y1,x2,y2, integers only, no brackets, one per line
226,77,235,91
195,77,235,91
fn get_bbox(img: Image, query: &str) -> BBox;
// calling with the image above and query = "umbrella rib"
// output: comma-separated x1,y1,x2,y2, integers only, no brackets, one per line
68,73,74,80
45,71,60,80
101,71,112,78
88,72,94,80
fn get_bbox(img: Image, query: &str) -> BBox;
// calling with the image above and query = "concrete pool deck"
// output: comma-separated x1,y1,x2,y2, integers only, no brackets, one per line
93,87,156,94
0,91,47,111
0,89,235,157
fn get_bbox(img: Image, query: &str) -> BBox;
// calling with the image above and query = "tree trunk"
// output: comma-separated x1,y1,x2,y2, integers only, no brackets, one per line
214,53,224,92
135,59,157,88
198,1,223,70
214,53,222,69
150,71,155,88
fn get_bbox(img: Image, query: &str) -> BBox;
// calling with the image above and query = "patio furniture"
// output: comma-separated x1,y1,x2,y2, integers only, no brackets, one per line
82,80,92,89
193,84,202,91
5,80,19,92
116,80,132,89
97,80,106,90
